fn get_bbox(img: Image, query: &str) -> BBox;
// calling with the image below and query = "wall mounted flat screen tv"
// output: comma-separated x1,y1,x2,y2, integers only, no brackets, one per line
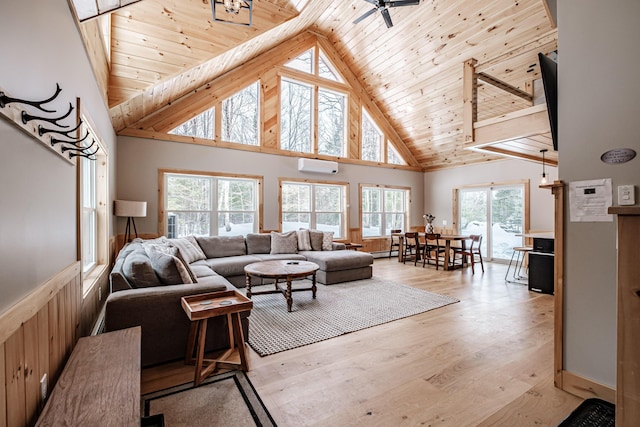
538,52,558,151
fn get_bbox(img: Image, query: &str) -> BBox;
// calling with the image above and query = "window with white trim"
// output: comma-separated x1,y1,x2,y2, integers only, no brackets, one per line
163,172,260,237
361,185,409,237
280,180,347,239
81,154,97,273
79,115,108,296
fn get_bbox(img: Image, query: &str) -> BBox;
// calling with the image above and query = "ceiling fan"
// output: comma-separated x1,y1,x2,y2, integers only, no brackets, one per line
353,0,421,28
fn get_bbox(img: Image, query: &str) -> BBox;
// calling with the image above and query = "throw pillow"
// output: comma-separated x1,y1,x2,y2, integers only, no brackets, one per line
122,248,159,288
270,231,298,254
196,235,246,259
309,230,324,251
173,247,198,283
297,229,312,251
144,244,193,285
322,231,334,251
168,236,206,264
246,233,271,254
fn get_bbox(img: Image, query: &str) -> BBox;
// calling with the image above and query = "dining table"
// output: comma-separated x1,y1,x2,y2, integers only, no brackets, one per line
395,232,470,270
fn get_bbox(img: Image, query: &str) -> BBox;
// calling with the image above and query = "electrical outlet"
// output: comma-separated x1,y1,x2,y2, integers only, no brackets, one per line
40,373,47,401
618,185,635,206
98,286,102,302
442,219,448,226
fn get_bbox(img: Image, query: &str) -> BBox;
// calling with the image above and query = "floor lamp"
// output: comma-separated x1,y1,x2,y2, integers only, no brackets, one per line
114,200,147,243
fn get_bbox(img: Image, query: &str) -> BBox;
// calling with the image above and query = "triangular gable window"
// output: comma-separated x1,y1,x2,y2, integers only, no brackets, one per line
387,141,406,165
285,48,314,74
318,50,343,83
170,107,215,139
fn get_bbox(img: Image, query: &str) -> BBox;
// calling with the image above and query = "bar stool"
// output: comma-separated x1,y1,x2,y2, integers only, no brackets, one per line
505,246,532,284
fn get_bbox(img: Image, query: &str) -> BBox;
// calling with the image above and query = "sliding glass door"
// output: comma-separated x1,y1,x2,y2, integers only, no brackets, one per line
458,184,526,261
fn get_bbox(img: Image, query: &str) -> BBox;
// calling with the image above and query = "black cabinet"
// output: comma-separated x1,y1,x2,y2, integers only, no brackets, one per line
529,252,554,294
528,237,554,294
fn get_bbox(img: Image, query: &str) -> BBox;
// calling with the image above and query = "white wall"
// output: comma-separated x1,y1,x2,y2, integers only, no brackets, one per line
0,0,116,314
424,159,557,233
559,0,640,387
117,136,425,235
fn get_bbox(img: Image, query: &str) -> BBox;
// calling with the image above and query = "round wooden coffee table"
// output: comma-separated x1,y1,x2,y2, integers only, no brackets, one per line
244,260,320,312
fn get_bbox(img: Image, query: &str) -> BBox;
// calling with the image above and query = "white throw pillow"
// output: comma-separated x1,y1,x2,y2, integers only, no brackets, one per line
297,229,312,251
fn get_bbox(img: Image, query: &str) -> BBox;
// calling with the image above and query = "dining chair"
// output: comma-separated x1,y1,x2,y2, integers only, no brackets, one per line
402,232,422,265
458,234,484,274
422,233,445,269
388,229,402,258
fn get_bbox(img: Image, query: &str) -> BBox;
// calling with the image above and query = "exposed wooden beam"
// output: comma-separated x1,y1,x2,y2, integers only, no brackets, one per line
476,72,533,103
463,58,477,144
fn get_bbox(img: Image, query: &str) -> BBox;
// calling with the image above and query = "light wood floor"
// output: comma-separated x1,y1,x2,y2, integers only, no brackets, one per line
142,258,583,426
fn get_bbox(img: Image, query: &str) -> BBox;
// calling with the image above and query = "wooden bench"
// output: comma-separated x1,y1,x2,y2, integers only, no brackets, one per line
36,327,141,426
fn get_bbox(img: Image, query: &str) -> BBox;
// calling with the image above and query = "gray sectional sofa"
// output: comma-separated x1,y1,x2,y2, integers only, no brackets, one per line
105,231,373,367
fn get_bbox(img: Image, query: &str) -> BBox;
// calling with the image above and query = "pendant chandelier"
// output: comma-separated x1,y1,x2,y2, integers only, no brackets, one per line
212,0,253,26
540,149,548,185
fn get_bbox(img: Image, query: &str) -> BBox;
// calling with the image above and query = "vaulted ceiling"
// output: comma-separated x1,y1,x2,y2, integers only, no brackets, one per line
71,0,557,171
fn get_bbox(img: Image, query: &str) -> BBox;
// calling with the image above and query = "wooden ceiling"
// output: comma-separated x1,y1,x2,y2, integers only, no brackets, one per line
73,0,557,171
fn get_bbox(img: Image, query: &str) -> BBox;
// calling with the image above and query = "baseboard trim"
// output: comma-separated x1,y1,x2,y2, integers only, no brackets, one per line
561,370,615,403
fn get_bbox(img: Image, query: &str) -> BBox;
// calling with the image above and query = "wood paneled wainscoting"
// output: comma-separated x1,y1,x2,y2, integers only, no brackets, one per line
0,260,109,426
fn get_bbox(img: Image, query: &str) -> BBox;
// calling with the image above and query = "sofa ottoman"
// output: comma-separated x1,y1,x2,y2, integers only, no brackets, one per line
300,250,373,284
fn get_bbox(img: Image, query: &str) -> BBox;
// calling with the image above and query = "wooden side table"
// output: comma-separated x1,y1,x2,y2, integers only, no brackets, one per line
181,290,253,387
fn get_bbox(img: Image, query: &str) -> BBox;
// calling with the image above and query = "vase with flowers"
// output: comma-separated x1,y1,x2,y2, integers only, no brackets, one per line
423,213,435,234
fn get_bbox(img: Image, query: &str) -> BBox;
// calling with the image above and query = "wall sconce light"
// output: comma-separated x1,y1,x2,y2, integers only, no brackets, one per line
540,149,548,185
114,200,147,243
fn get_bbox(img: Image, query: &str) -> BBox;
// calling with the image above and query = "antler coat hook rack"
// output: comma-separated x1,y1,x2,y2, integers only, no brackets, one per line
0,83,97,163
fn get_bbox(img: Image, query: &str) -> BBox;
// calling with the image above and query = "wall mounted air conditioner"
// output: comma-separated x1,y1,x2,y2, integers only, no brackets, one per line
297,158,339,174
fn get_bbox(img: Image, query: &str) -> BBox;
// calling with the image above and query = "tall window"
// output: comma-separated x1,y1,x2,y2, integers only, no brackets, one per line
79,115,108,296
361,185,409,237
222,82,259,145
170,107,214,140
281,79,313,152
81,154,97,273
318,88,346,156
280,180,347,238
280,48,347,157
361,109,383,162
163,172,260,237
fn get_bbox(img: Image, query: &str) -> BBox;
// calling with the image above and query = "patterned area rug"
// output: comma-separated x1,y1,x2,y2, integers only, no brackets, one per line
243,277,459,356
142,371,276,427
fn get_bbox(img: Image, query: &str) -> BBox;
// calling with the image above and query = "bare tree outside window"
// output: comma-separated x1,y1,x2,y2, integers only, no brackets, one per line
362,109,383,162
362,187,382,237
281,79,312,152
170,107,215,139
318,51,342,82
285,48,314,74
362,186,408,237
387,141,406,165
222,82,259,146
166,173,258,237
318,88,345,157
281,181,345,238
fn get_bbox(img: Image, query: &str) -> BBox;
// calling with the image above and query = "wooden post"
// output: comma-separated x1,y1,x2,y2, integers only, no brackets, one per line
608,206,640,426
463,59,478,144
